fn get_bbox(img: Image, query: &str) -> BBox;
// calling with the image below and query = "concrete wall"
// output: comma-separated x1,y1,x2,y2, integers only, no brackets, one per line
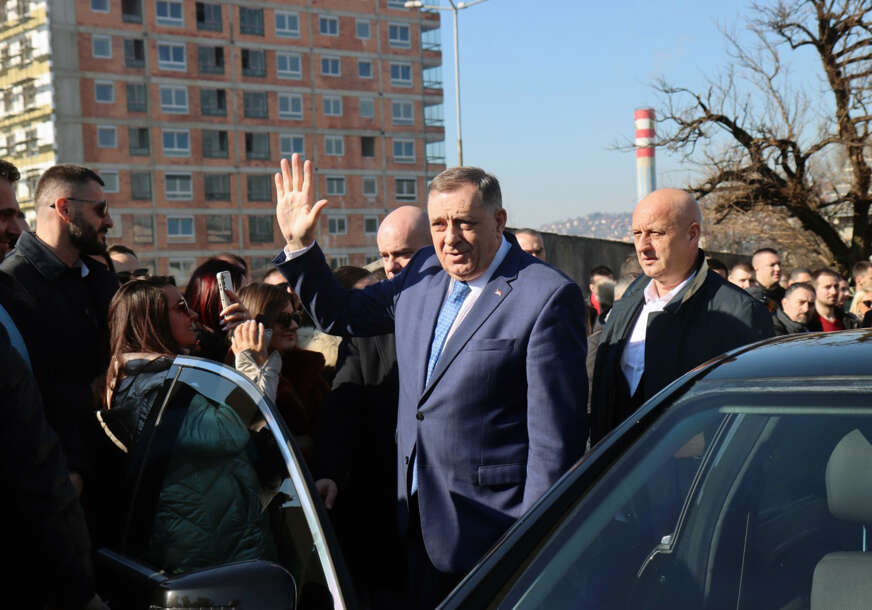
514,229,748,295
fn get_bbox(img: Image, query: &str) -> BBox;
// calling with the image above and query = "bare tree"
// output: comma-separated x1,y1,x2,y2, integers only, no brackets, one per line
656,0,872,272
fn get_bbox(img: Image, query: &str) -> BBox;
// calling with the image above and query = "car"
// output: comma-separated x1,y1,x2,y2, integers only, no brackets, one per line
97,331,872,609
439,329,872,609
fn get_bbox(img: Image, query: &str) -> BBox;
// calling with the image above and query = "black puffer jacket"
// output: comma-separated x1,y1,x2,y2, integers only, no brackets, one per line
591,251,774,443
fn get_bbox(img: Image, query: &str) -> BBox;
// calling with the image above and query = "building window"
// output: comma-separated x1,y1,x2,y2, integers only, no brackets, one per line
195,2,221,31
247,175,271,201
168,258,196,283
243,91,268,118
159,85,188,113
324,135,344,156
162,129,190,156
201,88,226,115
275,11,299,37
126,83,147,112
129,127,150,155
133,213,154,242
364,216,378,234
388,23,410,48
387,0,407,7
167,215,194,238
358,60,372,79
323,96,342,117
131,172,152,200
393,139,415,162
356,19,370,39
155,0,183,26
360,98,375,119
92,35,111,58
392,100,414,125
239,7,264,35
326,177,346,196
277,52,302,79
124,39,145,67
95,81,114,103
321,57,340,77
249,216,273,243
206,214,232,242
165,173,192,200
204,174,230,200
91,0,109,12
329,255,349,269
101,171,120,193
245,133,270,160
319,16,339,36
97,126,117,148
122,0,143,23
202,129,228,158
390,63,412,86
157,42,186,70
327,215,347,233
362,177,377,197
278,93,303,120
280,134,304,158
197,45,224,73
361,136,375,158
242,49,266,77
396,178,417,201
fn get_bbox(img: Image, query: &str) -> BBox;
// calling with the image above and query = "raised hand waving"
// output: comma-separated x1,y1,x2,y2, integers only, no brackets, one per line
275,153,328,250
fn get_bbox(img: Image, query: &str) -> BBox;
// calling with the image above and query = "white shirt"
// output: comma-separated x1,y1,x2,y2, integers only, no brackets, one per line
619,272,695,396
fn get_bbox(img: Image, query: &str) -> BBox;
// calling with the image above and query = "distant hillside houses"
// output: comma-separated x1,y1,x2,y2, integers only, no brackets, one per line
541,212,632,243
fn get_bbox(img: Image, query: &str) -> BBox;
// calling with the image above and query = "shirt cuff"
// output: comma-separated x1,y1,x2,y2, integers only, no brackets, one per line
282,241,317,261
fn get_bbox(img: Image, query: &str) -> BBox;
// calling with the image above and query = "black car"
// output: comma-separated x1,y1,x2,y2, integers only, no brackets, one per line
96,331,872,609
441,329,872,609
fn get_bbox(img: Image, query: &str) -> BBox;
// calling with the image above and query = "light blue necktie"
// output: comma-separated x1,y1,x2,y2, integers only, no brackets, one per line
412,280,470,494
0,303,31,371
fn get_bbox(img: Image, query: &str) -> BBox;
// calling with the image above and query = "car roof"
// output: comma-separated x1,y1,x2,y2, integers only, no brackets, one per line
691,328,872,384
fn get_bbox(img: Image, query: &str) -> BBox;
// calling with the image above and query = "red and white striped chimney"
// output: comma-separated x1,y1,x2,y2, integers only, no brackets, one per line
635,108,656,201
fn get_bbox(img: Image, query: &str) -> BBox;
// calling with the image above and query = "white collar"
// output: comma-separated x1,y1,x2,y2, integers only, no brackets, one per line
464,235,511,290
643,271,695,307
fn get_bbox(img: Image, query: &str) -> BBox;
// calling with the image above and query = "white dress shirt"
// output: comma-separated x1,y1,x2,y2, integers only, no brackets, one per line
620,272,695,396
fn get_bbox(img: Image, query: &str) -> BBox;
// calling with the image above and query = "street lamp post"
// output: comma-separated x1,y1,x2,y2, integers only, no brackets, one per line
404,0,490,166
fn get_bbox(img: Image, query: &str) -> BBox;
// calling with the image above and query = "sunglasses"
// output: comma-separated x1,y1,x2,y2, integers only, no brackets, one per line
863,300,872,308
173,297,192,315
116,268,151,283
50,197,110,218
275,311,302,329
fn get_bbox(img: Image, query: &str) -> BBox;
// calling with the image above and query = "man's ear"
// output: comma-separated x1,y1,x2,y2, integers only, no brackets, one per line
688,221,700,242
53,197,71,221
495,207,507,232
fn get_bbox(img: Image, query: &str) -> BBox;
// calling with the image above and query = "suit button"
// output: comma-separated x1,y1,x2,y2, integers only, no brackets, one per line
404,456,409,464
416,412,424,421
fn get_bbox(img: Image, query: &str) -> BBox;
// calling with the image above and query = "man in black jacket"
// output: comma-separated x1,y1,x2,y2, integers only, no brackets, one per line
772,282,815,335
315,205,431,608
0,165,118,497
590,189,773,444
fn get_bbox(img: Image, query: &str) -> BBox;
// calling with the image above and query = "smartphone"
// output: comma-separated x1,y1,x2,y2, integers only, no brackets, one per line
216,271,234,311
263,328,273,344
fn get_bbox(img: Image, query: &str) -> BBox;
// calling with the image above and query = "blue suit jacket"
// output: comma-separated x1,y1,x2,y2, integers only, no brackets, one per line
276,236,588,573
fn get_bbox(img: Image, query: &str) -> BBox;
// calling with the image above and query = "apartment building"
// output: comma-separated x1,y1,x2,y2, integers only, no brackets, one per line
0,0,445,279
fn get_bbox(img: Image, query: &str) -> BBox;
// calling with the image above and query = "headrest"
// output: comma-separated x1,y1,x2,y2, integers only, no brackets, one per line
826,429,872,523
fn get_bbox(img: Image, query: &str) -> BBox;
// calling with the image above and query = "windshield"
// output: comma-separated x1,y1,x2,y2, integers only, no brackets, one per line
500,392,872,610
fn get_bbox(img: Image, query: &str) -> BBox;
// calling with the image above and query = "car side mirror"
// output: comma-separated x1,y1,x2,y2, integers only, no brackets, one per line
156,560,296,610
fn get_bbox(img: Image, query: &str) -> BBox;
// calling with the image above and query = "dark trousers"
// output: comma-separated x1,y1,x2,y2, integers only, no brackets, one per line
406,495,462,609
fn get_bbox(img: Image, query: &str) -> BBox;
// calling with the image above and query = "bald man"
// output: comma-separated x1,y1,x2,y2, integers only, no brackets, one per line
315,204,431,605
590,188,773,443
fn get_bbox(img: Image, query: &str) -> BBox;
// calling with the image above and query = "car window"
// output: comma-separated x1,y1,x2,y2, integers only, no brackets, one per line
496,394,872,610
115,358,348,608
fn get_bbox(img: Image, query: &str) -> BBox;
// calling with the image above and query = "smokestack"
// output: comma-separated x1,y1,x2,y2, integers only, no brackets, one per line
635,108,656,201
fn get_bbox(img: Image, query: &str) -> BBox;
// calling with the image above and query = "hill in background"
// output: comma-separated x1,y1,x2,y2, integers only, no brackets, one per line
540,212,632,242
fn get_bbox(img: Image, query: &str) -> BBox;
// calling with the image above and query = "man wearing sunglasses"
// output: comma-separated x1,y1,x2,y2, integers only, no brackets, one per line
108,244,149,282
0,164,119,503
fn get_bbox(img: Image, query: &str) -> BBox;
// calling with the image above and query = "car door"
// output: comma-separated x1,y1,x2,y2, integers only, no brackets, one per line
95,355,356,610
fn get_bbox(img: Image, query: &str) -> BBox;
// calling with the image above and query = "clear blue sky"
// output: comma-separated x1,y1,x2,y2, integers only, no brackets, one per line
429,0,754,227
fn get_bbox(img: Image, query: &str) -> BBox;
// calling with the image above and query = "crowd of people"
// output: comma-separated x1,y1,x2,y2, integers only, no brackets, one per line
1,154,871,609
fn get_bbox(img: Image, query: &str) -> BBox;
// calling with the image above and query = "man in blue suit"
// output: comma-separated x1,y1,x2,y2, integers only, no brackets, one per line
274,155,588,608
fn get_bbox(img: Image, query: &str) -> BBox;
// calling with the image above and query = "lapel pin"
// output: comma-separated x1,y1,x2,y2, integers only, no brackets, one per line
494,288,503,297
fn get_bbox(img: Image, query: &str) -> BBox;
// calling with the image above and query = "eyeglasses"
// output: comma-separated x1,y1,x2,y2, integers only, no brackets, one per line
116,268,151,283
275,311,302,329
173,297,192,315
50,197,109,218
